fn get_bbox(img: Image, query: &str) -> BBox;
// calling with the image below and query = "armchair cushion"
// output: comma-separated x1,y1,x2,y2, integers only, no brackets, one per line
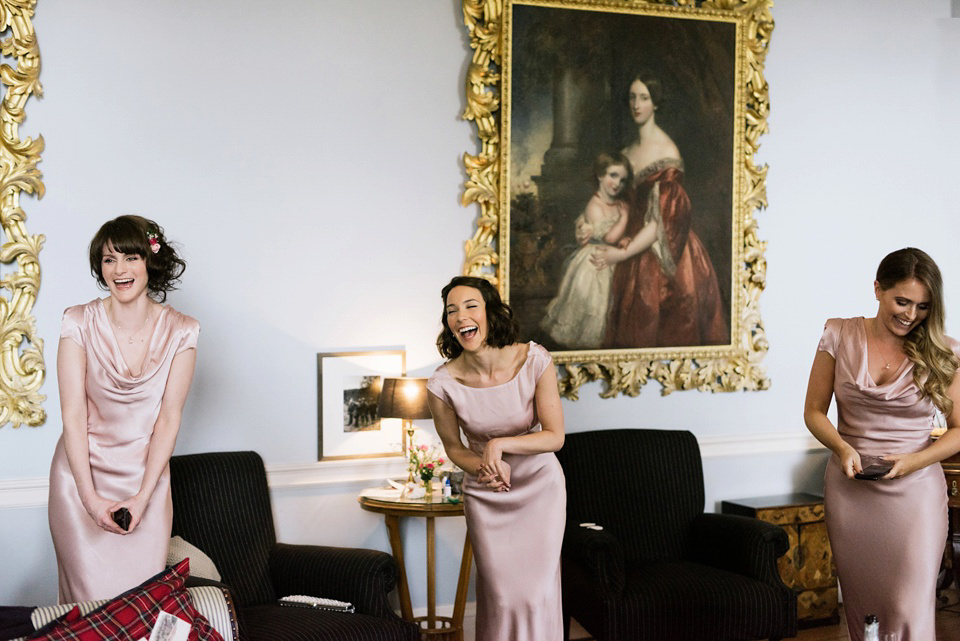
168,536,222,581
241,606,418,641
269,544,400,620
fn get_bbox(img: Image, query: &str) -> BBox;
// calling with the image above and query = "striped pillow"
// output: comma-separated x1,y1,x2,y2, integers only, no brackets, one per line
25,559,223,641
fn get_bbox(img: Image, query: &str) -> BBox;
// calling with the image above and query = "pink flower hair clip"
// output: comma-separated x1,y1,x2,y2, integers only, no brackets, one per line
147,231,161,254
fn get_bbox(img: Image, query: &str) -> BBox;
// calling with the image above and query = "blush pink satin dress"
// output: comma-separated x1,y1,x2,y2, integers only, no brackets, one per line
427,342,566,641
48,299,199,603
819,317,955,641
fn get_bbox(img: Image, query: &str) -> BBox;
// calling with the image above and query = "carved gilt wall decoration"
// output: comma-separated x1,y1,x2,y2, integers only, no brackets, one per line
0,0,45,427
460,0,773,399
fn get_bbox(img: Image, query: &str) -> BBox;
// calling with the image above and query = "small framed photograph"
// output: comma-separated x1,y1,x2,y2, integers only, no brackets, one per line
317,349,406,461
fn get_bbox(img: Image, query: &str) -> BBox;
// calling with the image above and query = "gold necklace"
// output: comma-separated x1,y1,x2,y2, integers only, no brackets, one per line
110,306,153,345
870,319,899,370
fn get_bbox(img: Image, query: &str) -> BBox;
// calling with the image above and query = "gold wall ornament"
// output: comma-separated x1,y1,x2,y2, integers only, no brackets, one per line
0,0,45,427
459,0,773,399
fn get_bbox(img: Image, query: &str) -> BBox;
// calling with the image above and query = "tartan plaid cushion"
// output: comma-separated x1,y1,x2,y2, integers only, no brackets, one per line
26,559,223,641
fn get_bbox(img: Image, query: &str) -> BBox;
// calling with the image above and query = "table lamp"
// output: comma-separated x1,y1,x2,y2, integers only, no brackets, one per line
378,377,432,460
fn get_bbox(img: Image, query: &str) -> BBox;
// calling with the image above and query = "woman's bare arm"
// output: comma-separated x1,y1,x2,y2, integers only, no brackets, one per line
804,349,861,478
58,338,127,534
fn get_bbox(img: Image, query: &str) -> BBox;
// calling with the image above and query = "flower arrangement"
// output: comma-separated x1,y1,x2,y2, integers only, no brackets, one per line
408,436,445,484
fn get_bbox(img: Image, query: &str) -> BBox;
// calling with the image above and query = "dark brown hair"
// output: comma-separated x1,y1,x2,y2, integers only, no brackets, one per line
876,247,958,413
592,152,633,194
628,69,663,107
89,215,186,303
436,276,519,359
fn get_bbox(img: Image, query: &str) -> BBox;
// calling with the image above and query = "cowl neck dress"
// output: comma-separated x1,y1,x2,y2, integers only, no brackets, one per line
819,317,955,641
49,298,199,603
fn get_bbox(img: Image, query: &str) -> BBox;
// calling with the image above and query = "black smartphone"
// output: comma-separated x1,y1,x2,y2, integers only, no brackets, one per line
854,463,893,480
112,507,131,531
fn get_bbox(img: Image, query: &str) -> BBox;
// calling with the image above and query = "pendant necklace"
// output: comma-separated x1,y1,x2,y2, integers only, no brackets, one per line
111,306,153,344
870,320,898,370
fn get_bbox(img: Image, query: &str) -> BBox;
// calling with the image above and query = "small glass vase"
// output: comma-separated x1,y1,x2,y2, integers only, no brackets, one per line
423,478,434,502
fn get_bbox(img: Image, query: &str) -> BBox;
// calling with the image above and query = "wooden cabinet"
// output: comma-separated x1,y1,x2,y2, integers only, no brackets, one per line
721,492,839,627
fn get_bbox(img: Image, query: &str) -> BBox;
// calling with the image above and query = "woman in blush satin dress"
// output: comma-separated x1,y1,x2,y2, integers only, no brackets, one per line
49,215,199,603
804,248,960,641
427,276,566,641
593,70,728,348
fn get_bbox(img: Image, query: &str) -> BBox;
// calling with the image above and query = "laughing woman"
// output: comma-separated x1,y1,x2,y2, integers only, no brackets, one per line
427,276,566,641
48,215,199,602
804,248,960,640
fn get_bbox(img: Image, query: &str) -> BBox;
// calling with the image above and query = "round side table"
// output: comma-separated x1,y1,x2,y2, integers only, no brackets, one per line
359,489,473,641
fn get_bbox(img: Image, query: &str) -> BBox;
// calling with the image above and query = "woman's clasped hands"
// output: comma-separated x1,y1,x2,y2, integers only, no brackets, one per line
478,438,511,492
83,492,144,535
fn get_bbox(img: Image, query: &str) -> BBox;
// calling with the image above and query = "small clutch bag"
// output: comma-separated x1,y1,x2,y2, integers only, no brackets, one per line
112,507,131,531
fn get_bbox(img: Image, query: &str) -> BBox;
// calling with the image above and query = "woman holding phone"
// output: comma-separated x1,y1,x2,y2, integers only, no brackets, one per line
803,247,960,640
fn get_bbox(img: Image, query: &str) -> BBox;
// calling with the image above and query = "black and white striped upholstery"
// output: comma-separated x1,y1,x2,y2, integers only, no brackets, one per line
556,429,797,641
169,451,418,641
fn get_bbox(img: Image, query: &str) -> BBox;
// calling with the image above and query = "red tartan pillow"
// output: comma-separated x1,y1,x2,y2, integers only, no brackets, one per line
26,559,223,641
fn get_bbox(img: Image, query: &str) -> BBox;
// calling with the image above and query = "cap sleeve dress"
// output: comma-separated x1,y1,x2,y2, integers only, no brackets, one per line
49,299,199,603
818,316,956,640
427,342,566,641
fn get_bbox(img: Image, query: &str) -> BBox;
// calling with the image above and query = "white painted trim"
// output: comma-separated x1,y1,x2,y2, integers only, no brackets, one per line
697,431,825,458
0,477,49,509
0,432,823,509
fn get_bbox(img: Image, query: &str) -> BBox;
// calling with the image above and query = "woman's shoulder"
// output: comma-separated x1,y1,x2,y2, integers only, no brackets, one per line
62,299,103,325
524,341,553,377
820,316,864,339
163,305,200,333
634,156,685,183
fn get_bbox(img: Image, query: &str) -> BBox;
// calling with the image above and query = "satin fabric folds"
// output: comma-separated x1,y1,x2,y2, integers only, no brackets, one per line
818,317,955,641
49,299,199,603
604,160,728,349
427,342,566,641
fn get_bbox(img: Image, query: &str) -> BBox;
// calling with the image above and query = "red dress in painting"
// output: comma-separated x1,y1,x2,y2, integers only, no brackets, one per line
604,159,728,348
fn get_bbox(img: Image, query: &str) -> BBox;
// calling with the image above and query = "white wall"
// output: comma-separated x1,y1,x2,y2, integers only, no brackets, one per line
0,0,957,611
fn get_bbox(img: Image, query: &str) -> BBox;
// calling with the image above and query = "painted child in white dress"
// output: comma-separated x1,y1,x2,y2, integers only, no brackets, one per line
541,153,631,348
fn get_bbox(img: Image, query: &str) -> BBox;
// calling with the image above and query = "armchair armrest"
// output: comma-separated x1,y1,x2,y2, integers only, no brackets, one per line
688,513,789,587
561,523,626,596
268,543,400,619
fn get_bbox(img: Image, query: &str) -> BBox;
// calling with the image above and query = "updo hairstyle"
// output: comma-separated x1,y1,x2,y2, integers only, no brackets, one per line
88,215,186,303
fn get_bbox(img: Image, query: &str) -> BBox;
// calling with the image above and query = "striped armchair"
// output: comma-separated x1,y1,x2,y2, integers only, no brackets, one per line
556,429,797,641
169,451,418,641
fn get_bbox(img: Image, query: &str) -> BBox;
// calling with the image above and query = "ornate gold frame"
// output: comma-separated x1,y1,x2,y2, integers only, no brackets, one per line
460,0,773,399
0,0,45,427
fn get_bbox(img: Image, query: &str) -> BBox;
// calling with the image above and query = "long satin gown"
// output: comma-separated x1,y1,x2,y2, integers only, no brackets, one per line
49,299,200,603
604,158,728,348
427,342,566,641
818,317,955,641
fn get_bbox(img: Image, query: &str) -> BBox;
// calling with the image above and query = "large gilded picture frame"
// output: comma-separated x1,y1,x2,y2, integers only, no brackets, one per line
460,0,773,399
0,0,45,427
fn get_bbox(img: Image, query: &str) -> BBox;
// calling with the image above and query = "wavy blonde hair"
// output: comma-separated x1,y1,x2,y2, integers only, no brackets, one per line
877,248,959,414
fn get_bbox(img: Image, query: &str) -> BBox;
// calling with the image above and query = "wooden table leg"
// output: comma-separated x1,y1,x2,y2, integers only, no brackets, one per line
452,533,473,641
426,516,436,628
384,514,413,621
